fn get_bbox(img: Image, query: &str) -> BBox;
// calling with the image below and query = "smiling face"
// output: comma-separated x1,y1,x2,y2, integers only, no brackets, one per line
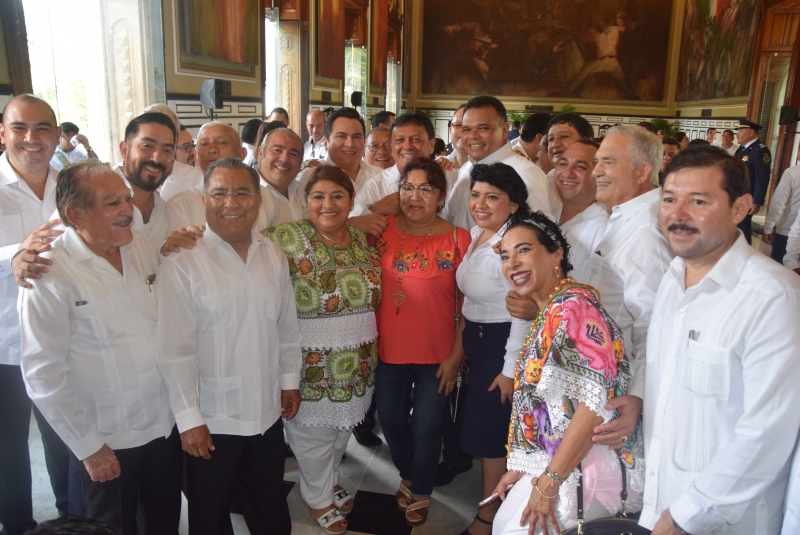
449,107,465,151
175,128,196,166
461,106,509,161
659,166,748,265
365,129,394,169
202,167,262,242
326,117,365,171
555,142,597,207
400,169,445,226
258,130,303,192
195,124,245,171
68,170,135,249
593,133,646,209
469,181,519,233
499,225,562,303
0,97,60,177
391,123,435,174
307,179,353,236
120,122,175,192
547,122,582,167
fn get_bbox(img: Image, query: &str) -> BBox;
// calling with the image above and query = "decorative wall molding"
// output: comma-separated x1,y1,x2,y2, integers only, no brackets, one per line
167,98,263,137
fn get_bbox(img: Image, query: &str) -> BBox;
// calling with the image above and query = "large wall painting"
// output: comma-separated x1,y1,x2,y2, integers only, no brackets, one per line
174,0,259,78
421,0,674,102
676,0,762,102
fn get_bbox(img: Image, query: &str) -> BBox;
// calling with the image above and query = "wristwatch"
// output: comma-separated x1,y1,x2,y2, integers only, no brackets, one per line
673,519,691,534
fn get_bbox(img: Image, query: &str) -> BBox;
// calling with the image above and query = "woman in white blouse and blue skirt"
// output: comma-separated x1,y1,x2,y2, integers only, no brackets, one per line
455,162,531,535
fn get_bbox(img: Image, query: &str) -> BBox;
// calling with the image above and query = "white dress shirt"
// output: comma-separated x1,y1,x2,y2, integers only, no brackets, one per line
303,138,328,161
444,143,552,230
764,164,800,236
167,184,276,234
558,202,609,281
723,143,739,156
456,225,529,378
20,229,174,460
783,439,800,535
113,167,181,250
546,168,563,217
640,234,800,535
509,137,529,160
159,161,204,201
51,145,88,170
259,171,307,225
296,157,381,193
155,228,302,437
0,153,59,366
242,143,257,167
580,188,672,398
352,163,458,217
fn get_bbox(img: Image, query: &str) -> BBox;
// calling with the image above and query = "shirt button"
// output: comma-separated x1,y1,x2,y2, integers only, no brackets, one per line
649,471,655,476
478,332,483,338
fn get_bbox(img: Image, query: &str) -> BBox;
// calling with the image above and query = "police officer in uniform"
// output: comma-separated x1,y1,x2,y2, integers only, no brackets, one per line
734,118,771,243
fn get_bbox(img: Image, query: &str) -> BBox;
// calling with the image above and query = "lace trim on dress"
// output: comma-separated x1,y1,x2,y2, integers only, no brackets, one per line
535,365,616,435
298,312,378,349
287,385,374,430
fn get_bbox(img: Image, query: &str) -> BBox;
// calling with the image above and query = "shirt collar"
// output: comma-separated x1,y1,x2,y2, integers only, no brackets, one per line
743,138,758,149
468,142,513,166
257,169,298,197
0,151,60,188
61,226,129,277
614,187,661,221
667,231,750,293
202,226,265,262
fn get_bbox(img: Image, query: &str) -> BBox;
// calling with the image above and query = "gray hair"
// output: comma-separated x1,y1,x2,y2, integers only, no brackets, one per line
56,161,116,228
260,127,302,150
198,120,242,145
367,126,390,141
604,125,661,184
203,157,261,192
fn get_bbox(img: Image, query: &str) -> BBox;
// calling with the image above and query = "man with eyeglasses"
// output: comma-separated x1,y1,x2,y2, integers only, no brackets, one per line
446,105,468,169
156,157,301,535
364,127,394,170
175,126,196,167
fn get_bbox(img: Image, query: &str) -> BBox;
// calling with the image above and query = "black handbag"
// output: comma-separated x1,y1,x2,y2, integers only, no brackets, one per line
561,458,651,535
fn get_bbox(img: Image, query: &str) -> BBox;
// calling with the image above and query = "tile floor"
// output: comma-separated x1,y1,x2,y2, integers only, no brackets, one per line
23,417,483,535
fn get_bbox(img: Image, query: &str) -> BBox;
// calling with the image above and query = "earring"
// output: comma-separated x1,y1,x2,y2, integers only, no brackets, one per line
553,265,562,278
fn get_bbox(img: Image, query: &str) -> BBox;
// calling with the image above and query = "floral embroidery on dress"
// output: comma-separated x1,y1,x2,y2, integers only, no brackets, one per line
435,250,457,270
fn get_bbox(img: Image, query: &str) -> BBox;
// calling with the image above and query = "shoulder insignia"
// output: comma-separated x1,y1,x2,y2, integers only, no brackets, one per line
742,155,749,162
764,153,771,164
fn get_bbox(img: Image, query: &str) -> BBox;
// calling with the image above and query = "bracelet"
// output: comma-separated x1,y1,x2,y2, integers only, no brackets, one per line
672,519,691,534
544,466,565,484
533,478,558,499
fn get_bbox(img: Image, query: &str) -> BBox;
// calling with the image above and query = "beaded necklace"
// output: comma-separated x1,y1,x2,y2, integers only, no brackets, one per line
390,216,439,314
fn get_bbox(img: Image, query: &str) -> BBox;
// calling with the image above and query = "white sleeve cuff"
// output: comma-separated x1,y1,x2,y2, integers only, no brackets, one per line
671,492,726,534
70,432,106,461
174,407,206,434
281,372,301,390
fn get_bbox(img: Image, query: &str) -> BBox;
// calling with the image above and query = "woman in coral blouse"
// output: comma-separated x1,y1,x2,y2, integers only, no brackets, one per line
375,157,471,527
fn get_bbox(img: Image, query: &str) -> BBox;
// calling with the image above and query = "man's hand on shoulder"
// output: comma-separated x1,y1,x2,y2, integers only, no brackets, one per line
348,214,389,238
13,219,64,288
435,156,457,172
161,225,205,256
368,193,401,216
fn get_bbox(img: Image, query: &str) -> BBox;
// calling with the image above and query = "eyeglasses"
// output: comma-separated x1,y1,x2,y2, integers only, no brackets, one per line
399,184,437,197
177,143,196,151
204,190,259,203
367,142,392,152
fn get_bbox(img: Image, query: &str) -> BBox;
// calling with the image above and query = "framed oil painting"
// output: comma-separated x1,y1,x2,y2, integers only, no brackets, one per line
174,0,260,79
420,0,674,102
676,0,762,102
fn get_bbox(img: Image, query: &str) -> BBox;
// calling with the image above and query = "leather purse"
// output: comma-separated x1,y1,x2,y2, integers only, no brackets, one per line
562,458,650,535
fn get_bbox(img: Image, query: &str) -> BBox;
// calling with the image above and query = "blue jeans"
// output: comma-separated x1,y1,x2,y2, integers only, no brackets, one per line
376,362,447,497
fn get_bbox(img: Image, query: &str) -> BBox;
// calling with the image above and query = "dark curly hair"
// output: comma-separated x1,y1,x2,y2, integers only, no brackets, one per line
505,211,573,275
469,162,532,219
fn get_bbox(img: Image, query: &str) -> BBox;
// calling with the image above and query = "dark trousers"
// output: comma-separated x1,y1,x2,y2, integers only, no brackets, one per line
355,393,377,431
771,233,789,264
76,427,182,535
738,214,753,244
376,362,447,497
441,369,473,469
186,418,290,535
0,364,70,535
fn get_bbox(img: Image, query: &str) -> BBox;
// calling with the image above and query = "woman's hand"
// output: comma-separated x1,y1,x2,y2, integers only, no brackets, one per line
488,373,514,404
436,355,461,396
493,470,523,501
521,476,560,535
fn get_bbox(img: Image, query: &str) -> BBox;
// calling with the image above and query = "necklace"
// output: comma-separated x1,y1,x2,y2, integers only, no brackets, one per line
317,228,346,245
391,217,439,314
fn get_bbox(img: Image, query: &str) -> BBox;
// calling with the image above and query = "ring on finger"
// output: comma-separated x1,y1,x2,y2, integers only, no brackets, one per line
620,435,628,442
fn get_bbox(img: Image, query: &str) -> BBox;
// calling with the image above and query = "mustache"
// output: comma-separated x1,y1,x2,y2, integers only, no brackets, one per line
113,216,133,227
667,223,698,233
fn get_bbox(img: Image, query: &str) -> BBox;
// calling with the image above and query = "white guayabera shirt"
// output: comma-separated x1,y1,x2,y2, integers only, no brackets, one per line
640,234,800,535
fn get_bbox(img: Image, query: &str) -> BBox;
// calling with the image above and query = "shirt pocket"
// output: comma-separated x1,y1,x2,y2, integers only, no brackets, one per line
0,214,23,246
72,298,124,343
681,339,733,401
93,388,147,435
196,291,235,330
199,375,243,418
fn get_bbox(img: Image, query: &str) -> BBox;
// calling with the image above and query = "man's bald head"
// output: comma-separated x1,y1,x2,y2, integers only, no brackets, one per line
1,95,61,179
306,110,326,143
195,121,246,171
3,95,58,127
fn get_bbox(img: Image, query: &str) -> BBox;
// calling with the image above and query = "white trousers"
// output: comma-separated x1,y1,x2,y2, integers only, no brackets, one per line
492,475,610,535
284,423,352,509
